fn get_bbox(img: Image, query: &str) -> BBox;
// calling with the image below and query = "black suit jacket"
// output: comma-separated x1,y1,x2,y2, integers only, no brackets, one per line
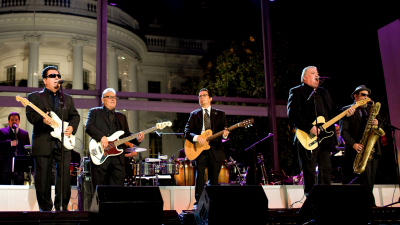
340,104,381,160
184,107,228,162
26,88,80,156
0,127,30,172
287,83,341,145
85,106,140,165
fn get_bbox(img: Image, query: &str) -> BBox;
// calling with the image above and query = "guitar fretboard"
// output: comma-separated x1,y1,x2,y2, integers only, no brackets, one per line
322,103,359,129
205,123,240,142
114,126,158,146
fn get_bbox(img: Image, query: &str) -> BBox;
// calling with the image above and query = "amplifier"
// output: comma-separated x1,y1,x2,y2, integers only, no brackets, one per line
78,173,92,211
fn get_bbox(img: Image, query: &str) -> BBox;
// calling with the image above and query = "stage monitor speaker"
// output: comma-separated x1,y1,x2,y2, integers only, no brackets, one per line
300,185,372,224
90,186,163,224
77,173,92,211
194,185,268,225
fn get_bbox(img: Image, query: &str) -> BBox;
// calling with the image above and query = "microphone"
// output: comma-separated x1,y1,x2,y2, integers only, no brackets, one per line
169,154,175,163
229,156,236,165
56,80,64,84
316,76,330,81
12,123,18,129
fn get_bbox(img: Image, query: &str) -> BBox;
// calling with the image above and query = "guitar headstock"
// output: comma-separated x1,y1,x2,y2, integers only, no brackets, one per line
156,120,172,130
354,97,371,108
16,95,30,107
238,118,254,128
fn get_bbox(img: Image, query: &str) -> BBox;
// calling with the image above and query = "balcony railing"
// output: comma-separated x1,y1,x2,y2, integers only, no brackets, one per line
0,0,139,30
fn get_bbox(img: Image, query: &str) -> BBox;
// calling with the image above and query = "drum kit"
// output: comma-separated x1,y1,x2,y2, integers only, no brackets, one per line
123,147,248,186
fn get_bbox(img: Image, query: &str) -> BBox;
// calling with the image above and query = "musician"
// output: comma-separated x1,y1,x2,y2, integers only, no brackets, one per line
0,112,30,185
287,66,354,196
85,88,144,193
184,88,229,208
340,85,381,206
26,66,80,211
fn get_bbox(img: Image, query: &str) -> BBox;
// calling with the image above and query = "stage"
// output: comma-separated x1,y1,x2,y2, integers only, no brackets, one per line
0,184,398,212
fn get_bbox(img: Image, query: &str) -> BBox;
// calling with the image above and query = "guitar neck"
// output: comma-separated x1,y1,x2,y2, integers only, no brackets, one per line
28,103,52,120
114,126,158,146
322,104,358,129
206,123,239,142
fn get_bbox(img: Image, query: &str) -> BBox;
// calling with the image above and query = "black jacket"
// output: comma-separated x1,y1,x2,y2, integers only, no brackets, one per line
287,83,341,145
85,106,140,165
340,104,382,160
26,88,80,156
0,127,30,172
184,107,228,162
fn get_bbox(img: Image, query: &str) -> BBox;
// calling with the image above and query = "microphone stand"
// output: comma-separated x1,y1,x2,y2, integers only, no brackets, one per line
58,83,66,211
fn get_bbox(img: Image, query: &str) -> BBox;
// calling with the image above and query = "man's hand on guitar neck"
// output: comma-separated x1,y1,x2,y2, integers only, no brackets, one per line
222,127,229,139
346,107,356,117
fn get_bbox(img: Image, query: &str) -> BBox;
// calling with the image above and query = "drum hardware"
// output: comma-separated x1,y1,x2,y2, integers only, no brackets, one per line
228,156,245,185
257,153,269,185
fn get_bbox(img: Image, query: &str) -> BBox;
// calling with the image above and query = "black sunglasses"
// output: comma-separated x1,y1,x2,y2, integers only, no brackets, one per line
47,74,61,79
359,93,369,97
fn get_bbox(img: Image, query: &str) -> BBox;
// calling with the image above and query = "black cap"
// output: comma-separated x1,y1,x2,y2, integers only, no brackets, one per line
351,85,371,99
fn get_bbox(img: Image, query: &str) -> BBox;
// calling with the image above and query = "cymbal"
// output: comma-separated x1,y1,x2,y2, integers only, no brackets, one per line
125,147,147,153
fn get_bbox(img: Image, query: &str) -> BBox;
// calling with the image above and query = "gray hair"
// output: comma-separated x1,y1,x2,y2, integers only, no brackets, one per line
102,88,116,98
300,66,317,82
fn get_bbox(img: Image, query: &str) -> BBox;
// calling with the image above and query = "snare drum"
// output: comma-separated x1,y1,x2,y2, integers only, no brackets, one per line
174,160,195,186
133,163,155,176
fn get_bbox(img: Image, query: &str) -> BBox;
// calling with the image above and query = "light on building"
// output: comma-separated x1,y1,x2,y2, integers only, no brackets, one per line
121,57,125,59
14,65,17,67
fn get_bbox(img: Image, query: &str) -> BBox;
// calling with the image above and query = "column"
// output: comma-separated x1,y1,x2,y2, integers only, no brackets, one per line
70,38,88,156
108,46,122,90
24,35,42,136
128,59,139,134
24,35,42,88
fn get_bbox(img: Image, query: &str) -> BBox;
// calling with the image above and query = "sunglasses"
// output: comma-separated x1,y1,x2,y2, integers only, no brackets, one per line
47,74,61,79
359,93,369,97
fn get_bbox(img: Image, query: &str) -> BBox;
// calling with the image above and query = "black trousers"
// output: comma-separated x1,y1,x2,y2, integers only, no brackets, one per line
297,141,332,195
90,156,125,195
194,149,222,202
34,149,71,211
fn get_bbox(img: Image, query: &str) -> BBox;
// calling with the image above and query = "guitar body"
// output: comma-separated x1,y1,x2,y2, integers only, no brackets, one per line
185,129,213,160
89,130,125,165
296,116,334,150
48,111,76,150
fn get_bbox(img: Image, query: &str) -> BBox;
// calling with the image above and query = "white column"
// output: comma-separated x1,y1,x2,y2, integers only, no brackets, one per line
70,38,88,156
24,35,42,88
128,59,139,134
71,38,88,90
24,35,42,135
108,46,122,90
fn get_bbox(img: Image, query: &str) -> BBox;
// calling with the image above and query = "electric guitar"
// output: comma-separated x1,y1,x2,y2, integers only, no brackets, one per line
16,95,76,150
89,120,172,165
296,98,370,150
185,118,254,160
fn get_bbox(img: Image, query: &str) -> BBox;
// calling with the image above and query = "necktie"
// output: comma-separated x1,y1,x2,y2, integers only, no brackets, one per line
204,109,211,130
109,110,115,122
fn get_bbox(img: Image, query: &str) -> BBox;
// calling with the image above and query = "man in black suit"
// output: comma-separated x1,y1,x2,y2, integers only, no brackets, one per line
184,88,229,207
340,85,380,206
287,66,354,196
26,66,80,211
85,88,144,192
0,112,30,185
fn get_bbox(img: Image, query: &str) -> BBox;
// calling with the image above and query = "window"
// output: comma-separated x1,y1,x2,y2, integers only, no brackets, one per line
83,69,91,90
5,65,16,86
149,133,162,158
148,81,161,101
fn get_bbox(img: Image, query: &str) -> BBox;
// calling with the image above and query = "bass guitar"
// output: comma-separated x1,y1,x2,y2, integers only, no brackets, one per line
296,98,370,150
89,120,172,165
185,118,254,160
16,95,76,150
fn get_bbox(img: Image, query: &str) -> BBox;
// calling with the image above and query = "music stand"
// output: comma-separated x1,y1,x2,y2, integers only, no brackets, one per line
12,155,34,185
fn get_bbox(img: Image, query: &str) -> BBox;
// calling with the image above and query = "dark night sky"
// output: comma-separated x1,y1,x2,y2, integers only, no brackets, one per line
115,0,400,116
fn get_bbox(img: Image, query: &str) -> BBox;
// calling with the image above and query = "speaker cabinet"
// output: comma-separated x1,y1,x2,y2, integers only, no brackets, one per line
194,185,268,225
77,173,92,211
300,185,372,224
90,186,163,224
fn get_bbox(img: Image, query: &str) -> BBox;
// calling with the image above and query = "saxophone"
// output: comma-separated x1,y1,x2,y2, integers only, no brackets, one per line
353,101,385,174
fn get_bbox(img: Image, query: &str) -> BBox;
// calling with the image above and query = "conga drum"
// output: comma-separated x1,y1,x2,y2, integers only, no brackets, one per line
204,161,230,184
174,159,195,186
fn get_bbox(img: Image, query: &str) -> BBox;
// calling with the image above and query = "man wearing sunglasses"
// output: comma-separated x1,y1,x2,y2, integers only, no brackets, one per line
26,66,80,211
85,88,144,193
340,85,381,206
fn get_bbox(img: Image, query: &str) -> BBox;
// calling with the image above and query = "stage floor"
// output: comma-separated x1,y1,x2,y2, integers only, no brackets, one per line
0,184,399,212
